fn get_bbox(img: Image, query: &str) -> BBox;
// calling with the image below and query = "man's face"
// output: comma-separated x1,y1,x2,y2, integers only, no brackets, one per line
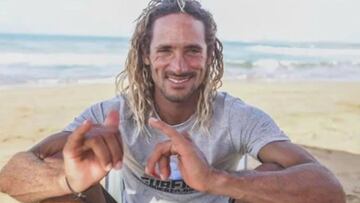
147,13,208,103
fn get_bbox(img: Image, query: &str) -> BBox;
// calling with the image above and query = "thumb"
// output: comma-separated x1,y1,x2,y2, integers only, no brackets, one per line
104,110,119,128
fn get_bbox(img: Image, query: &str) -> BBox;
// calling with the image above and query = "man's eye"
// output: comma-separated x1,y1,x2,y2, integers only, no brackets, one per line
188,48,200,54
158,49,170,53
190,47,201,52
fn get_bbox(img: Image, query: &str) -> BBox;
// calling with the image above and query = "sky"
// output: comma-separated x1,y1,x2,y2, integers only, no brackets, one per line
1,0,360,42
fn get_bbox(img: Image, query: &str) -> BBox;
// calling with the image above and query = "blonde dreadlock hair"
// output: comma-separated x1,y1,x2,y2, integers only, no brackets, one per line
116,0,224,136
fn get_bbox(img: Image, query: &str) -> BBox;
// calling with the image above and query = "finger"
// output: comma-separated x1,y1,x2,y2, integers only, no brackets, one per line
87,124,119,137
115,132,124,166
84,135,112,171
146,141,172,178
158,156,170,180
104,110,119,128
148,118,185,143
83,125,123,169
102,131,123,169
103,111,124,168
63,120,92,157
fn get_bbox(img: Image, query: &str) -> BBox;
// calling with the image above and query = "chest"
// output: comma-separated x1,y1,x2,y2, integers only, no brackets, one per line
119,119,241,171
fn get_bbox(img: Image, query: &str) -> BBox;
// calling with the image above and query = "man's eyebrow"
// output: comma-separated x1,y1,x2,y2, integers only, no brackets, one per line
186,44,203,50
154,44,204,50
155,45,172,50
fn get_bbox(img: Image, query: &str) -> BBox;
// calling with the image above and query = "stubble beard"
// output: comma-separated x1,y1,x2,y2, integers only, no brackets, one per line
160,83,200,103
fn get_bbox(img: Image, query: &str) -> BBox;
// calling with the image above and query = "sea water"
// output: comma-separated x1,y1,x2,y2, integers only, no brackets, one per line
1,33,360,86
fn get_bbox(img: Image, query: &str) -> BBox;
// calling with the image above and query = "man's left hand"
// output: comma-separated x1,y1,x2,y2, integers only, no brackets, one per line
146,118,214,192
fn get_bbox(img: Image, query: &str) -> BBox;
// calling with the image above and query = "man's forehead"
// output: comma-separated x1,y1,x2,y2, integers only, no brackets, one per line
151,13,206,46
153,13,202,27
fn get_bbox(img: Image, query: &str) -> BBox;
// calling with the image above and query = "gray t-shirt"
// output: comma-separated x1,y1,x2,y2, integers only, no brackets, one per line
64,91,289,203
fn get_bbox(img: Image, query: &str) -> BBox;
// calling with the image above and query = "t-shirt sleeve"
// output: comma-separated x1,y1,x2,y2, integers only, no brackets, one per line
229,99,290,160
63,97,121,132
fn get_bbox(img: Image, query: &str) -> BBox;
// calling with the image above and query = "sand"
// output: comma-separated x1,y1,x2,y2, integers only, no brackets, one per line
221,80,360,154
0,80,359,202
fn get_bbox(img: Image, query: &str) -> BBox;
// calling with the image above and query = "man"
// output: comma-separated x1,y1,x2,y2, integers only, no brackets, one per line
0,0,345,202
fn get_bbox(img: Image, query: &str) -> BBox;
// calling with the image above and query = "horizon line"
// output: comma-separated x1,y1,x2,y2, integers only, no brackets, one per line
1,32,360,45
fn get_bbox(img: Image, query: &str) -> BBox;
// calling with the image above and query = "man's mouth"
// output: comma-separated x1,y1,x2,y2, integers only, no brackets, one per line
166,73,194,84
168,76,191,84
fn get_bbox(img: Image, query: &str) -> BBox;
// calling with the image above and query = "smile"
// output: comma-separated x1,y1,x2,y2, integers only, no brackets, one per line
168,76,191,84
169,78,190,84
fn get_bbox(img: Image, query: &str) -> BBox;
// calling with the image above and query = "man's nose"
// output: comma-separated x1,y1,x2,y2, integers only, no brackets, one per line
169,53,186,73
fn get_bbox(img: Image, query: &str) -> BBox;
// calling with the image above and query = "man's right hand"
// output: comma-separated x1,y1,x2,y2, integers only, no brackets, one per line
62,110,123,193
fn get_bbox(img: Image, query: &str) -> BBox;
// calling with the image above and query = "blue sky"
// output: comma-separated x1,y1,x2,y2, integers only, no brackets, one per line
1,0,360,42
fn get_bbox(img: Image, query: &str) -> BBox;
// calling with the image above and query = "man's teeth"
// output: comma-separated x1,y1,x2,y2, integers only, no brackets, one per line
168,77,190,84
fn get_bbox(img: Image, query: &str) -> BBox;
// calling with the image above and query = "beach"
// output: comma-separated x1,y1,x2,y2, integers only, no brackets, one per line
0,80,359,202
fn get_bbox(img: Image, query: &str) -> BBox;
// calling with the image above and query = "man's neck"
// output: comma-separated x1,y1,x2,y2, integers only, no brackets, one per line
154,92,198,126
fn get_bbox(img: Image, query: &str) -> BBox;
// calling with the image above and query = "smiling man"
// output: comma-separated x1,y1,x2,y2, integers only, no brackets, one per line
0,0,345,203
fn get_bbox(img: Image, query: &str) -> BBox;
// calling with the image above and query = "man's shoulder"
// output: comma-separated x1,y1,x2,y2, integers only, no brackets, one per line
95,95,124,109
215,91,246,110
215,91,266,118
87,94,130,118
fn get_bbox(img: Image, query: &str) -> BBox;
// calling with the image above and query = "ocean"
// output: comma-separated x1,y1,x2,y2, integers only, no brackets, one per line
1,33,360,86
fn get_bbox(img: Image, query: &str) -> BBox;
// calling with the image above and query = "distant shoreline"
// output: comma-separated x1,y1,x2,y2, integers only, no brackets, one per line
2,33,360,85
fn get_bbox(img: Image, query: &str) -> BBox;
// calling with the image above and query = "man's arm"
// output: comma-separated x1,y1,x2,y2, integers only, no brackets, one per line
146,118,346,203
211,141,346,203
0,132,74,202
0,111,122,203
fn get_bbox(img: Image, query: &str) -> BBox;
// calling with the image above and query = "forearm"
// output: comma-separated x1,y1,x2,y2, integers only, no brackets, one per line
0,151,70,202
209,163,345,203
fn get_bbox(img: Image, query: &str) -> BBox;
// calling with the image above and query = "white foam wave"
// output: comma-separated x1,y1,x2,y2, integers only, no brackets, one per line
253,59,280,69
0,52,125,66
250,45,360,58
225,59,360,69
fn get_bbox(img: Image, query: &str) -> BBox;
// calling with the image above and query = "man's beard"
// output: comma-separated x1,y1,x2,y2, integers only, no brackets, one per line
160,84,200,103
